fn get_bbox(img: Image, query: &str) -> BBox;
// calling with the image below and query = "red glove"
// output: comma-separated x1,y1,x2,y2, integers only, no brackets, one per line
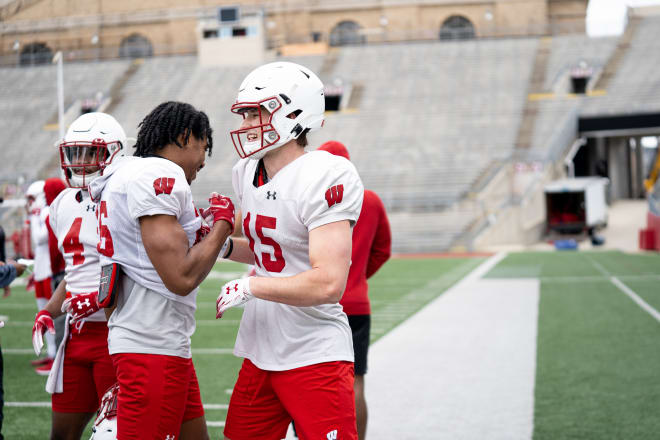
195,224,211,245
61,292,100,323
201,193,235,234
32,310,55,356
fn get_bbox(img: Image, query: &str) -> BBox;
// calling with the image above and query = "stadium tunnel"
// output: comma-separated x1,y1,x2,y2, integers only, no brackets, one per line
573,112,660,202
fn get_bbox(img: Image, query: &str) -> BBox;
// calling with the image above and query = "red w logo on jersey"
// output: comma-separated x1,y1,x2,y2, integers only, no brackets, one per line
325,184,344,208
153,177,175,196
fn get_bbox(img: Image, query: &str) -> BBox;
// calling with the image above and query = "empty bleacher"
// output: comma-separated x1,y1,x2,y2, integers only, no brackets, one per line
3,15,659,252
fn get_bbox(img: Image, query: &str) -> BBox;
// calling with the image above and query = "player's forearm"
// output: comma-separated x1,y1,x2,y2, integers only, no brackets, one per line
226,237,255,265
172,222,232,295
250,265,348,307
44,279,67,318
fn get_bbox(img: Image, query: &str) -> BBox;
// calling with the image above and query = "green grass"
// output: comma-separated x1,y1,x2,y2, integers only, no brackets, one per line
7,251,658,439
1,256,477,438
487,251,660,440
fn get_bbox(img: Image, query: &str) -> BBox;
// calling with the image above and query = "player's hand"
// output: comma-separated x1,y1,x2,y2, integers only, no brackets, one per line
216,277,253,319
201,193,235,233
194,224,211,245
32,310,55,355
62,292,100,323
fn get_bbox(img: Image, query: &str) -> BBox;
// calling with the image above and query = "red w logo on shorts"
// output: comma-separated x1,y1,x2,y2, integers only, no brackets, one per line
325,184,344,208
153,177,175,196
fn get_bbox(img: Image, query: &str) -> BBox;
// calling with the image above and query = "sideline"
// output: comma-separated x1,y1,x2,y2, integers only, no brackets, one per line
367,252,538,440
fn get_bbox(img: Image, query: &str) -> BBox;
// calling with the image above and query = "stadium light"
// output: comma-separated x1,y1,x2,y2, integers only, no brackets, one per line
52,51,65,141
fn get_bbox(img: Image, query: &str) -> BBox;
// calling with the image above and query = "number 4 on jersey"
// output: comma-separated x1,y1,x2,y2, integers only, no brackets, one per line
63,218,84,265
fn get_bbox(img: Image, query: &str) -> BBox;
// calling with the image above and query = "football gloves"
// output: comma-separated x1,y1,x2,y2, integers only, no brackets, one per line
200,193,235,234
194,224,211,245
62,292,100,323
216,277,253,319
32,310,55,356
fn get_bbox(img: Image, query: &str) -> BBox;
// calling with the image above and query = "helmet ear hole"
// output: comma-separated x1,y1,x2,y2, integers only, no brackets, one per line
286,110,302,120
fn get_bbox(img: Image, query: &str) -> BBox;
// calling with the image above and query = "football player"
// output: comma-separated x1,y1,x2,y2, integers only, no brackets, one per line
318,140,392,440
88,101,235,440
218,62,364,440
26,179,57,373
31,112,123,438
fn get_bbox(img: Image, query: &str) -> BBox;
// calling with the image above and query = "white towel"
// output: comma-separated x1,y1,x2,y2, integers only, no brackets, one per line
45,315,70,394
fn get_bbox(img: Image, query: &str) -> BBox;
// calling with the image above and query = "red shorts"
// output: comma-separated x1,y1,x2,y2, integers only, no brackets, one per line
52,321,116,413
111,353,204,440
34,277,52,299
224,359,357,440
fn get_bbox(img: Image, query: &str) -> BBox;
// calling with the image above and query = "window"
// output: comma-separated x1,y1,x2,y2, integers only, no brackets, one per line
19,42,53,66
329,21,365,47
439,16,475,41
119,34,153,58
219,6,240,24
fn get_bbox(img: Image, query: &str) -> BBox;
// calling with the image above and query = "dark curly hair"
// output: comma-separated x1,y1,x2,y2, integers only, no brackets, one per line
134,101,213,157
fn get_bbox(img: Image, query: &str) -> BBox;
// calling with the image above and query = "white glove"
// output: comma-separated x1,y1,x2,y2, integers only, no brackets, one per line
32,310,55,356
216,277,253,319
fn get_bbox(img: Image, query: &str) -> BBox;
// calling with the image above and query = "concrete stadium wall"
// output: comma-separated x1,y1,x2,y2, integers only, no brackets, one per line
0,0,587,62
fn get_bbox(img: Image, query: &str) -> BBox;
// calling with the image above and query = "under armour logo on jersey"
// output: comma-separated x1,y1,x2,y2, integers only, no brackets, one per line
153,177,175,196
225,283,239,294
266,191,276,200
77,298,91,309
86,204,96,212
324,184,344,208
326,430,338,440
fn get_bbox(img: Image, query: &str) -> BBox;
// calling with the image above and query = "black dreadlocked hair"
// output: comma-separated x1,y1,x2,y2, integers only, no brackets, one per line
133,101,213,157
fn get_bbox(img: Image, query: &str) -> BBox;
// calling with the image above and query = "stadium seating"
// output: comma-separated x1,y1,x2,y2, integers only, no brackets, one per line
3,14,660,252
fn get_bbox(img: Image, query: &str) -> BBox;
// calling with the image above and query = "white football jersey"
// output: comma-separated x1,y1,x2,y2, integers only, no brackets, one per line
91,156,202,308
49,188,105,321
29,205,52,281
232,150,364,371
88,156,202,357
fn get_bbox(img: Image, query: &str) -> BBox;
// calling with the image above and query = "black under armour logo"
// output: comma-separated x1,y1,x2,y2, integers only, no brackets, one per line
266,191,276,200
86,204,96,212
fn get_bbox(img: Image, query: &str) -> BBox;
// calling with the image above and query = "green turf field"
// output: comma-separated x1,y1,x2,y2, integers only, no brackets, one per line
485,250,660,440
3,251,659,438
1,256,479,438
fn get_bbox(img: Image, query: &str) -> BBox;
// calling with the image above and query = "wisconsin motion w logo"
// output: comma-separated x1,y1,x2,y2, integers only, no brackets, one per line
324,184,344,208
326,429,338,440
153,177,175,196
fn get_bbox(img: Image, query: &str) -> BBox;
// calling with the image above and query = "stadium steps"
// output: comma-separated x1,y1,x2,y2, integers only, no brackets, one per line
515,37,550,150
592,16,641,92
103,58,145,115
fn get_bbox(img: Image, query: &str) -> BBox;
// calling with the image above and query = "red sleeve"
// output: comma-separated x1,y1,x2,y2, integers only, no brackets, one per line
46,215,65,274
365,192,391,279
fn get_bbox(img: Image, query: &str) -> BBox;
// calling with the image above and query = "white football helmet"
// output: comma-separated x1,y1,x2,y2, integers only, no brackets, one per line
89,383,118,440
25,180,46,211
230,61,325,160
59,112,127,189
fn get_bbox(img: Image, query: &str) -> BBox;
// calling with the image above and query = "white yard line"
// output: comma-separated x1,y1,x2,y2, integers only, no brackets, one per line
368,253,538,440
5,402,51,407
203,404,229,410
587,257,660,323
611,277,660,323
4,348,234,355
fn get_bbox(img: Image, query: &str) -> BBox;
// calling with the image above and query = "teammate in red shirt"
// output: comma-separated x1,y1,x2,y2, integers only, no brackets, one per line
318,140,392,440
